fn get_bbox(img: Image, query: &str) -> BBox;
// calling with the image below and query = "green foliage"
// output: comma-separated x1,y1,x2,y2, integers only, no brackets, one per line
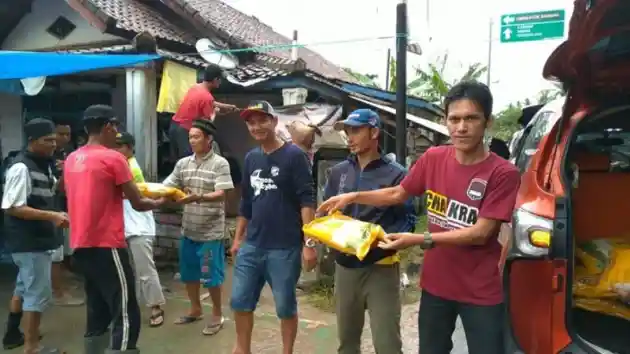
388,57,397,91
409,54,488,105
491,87,565,141
492,103,523,141
535,88,563,105
343,68,380,88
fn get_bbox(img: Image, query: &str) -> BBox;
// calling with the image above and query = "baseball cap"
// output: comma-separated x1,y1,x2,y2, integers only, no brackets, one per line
83,104,119,124
116,132,135,146
333,109,381,131
240,100,275,119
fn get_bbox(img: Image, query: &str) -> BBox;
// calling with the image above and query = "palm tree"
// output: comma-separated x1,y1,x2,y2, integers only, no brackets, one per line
535,85,564,105
407,54,488,105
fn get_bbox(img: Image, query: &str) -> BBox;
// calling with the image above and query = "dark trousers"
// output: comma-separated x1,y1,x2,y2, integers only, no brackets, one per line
418,290,504,354
74,248,141,351
168,122,192,161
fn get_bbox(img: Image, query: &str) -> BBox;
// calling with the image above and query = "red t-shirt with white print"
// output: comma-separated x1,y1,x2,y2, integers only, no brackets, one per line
400,146,520,305
64,145,132,249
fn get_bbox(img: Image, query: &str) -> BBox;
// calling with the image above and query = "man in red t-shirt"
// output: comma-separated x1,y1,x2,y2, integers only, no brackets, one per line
318,82,520,354
64,105,164,354
169,65,237,160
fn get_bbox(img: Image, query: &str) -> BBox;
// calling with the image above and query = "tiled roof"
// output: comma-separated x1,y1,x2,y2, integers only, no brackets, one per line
157,49,290,82
72,0,352,82
60,45,290,82
81,0,195,45
168,0,354,81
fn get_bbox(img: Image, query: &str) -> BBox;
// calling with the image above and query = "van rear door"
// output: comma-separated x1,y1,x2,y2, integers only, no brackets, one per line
544,0,630,116
505,101,572,353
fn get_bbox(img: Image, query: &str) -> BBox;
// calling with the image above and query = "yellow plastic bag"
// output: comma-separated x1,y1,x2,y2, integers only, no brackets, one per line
573,240,630,319
574,297,630,320
137,183,187,201
302,212,385,261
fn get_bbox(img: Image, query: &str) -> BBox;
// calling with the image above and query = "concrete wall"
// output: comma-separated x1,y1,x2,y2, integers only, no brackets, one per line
0,94,23,157
2,0,120,50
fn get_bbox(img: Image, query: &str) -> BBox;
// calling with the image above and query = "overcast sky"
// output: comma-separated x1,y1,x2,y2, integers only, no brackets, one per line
229,0,572,111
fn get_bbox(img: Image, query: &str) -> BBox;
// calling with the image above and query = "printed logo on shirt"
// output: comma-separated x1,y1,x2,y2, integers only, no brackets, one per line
426,190,479,230
250,169,278,197
338,173,347,192
270,166,280,177
67,153,87,172
466,178,487,201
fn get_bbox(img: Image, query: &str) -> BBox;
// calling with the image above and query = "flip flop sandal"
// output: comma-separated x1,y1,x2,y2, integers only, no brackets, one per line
201,317,225,336
149,310,165,327
174,315,203,325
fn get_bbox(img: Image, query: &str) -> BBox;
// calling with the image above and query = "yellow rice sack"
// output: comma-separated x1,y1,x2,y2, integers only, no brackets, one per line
574,239,630,320
137,182,187,201
302,212,385,261
574,298,630,320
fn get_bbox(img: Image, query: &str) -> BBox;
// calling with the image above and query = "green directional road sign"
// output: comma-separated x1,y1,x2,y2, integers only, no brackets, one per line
500,10,565,43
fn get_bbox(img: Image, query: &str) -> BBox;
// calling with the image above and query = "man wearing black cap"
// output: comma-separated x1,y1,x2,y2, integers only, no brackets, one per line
64,104,164,354
230,101,317,354
2,118,68,354
163,118,234,336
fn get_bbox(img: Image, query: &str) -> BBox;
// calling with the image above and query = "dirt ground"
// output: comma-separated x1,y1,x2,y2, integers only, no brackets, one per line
0,264,468,353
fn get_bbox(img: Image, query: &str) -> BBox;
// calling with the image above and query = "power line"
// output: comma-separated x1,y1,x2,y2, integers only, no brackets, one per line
183,33,416,57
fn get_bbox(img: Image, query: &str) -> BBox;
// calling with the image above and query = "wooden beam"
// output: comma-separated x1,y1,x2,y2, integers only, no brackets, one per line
36,39,130,52
65,0,109,32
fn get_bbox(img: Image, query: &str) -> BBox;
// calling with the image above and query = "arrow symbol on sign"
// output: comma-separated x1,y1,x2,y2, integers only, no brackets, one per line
503,28,512,40
503,15,515,24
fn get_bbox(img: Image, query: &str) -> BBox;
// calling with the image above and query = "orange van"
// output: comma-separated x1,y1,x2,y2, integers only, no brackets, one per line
504,1,630,353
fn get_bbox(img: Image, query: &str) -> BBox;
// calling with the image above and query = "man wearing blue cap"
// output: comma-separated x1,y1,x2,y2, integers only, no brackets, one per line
324,109,416,354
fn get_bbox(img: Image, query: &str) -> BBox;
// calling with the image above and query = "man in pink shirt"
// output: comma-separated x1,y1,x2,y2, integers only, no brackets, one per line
169,65,237,159
319,82,520,354
64,105,164,354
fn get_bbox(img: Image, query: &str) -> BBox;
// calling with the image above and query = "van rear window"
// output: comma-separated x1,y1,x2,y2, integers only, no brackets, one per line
576,129,630,171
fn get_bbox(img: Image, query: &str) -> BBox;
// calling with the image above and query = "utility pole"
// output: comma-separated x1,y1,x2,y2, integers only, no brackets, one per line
426,0,432,42
486,18,493,87
395,0,408,165
384,48,393,154
385,48,391,90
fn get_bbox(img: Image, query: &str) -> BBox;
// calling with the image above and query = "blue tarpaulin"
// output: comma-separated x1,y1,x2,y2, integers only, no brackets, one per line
0,51,160,80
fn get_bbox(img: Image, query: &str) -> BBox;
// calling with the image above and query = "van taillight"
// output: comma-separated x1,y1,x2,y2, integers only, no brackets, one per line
512,208,553,257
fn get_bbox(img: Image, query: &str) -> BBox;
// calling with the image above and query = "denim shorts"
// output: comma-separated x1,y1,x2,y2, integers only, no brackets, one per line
230,243,301,319
12,252,53,312
178,237,225,288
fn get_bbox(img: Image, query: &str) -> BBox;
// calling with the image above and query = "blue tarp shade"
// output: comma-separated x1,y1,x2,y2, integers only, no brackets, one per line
0,51,160,80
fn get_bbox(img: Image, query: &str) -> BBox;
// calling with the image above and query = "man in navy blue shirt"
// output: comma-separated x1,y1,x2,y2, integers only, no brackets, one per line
230,101,317,354
324,109,416,354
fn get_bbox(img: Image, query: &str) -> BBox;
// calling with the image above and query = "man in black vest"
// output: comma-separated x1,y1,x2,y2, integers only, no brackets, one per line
2,118,68,354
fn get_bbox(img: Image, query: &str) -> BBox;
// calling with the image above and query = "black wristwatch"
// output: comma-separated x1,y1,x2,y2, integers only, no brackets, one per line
421,231,435,249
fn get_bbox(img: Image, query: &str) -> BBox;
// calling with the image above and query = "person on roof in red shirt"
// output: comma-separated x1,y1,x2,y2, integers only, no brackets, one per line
318,81,520,354
64,105,165,354
169,65,237,160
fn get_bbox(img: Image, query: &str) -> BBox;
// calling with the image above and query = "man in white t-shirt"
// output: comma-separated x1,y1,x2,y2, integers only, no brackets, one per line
116,132,166,327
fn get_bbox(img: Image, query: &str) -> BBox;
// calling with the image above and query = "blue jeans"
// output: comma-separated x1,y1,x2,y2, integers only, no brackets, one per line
230,243,301,319
12,252,53,312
